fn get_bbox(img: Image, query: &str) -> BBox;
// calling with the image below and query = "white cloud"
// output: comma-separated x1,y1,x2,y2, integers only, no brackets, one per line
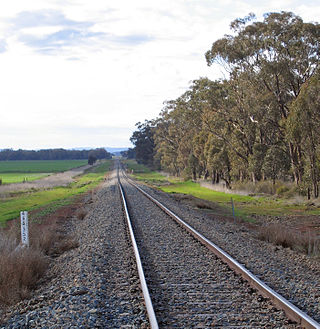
0,0,319,149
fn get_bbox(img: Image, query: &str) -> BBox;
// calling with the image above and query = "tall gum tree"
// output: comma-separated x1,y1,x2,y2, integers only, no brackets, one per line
287,74,320,197
205,11,320,184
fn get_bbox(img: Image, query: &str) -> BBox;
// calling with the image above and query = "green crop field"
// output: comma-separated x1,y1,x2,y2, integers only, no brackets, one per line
0,173,49,184
0,160,87,173
0,160,87,184
0,160,113,225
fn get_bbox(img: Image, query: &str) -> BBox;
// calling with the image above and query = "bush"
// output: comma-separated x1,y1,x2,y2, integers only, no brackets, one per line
0,233,48,305
258,224,320,255
276,185,290,195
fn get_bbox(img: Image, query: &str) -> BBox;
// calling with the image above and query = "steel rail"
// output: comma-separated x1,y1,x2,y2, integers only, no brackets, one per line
117,174,159,329
121,169,320,329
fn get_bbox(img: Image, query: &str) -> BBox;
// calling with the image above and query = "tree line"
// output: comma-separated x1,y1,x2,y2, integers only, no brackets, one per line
130,12,320,198
0,148,112,162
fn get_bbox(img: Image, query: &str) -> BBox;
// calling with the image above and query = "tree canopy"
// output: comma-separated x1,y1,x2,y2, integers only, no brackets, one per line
130,12,320,197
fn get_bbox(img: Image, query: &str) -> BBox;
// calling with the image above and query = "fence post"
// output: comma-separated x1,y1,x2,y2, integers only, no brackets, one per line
20,211,29,247
231,197,236,222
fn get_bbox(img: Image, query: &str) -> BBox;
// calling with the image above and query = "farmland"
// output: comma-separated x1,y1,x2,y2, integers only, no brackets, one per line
0,160,87,173
0,160,112,224
0,160,87,184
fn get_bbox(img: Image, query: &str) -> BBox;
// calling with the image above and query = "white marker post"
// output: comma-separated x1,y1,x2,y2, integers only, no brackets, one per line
20,211,29,247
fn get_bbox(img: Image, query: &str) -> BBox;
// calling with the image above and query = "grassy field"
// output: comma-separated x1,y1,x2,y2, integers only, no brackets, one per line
124,160,320,220
0,173,49,184
0,160,88,184
123,159,180,184
0,160,87,173
0,160,113,225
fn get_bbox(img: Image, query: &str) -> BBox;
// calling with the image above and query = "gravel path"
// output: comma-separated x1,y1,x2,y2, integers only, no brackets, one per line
135,179,320,324
121,177,299,328
0,170,149,328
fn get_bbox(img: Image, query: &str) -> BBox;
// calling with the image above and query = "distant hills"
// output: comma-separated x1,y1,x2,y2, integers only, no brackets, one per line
105,147,128,154
0,147,129,157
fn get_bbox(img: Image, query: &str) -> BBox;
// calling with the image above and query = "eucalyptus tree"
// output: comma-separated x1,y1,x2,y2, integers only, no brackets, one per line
287,74,320,197
205,11,320,184
130,120,157,167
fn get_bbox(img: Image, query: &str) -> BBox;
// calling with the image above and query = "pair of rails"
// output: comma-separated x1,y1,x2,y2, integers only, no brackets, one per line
117,167,320,329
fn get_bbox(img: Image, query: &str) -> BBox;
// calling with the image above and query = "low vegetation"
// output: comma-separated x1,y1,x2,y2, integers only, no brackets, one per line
0,160,112,225
258,224,320,256
0,159,89,185
0,159,87,173
125,160,320,257
0,160,112,307
0,173,49,184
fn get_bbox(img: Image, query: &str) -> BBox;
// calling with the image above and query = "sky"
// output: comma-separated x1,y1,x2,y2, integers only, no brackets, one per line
0,1,319,150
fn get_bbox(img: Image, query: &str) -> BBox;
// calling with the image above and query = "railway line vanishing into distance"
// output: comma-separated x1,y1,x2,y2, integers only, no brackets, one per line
117,162,320,328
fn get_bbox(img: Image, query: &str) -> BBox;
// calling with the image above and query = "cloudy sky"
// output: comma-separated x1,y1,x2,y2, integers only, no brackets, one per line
0,0,319,150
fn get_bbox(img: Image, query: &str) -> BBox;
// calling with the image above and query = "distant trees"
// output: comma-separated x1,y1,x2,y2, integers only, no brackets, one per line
130,11,320,197
0,148,112,163
87,148,112,165
130,120,157,168
121,148,136,159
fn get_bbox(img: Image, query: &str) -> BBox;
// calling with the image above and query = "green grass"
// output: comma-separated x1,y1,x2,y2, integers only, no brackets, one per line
0,160,113,225
124,160,320,219
160,180,320,219
88,160,113,173
0,160,87,173
0,173,49,184
123,159,152,173
123,160,180,184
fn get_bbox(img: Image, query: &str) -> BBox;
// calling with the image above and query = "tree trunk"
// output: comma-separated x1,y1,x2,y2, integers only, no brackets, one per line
192,168,197,181
288,142,303,185
252,172,256,184
211,170,216,184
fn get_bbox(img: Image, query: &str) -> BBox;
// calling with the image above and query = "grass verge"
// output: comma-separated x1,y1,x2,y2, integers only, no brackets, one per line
0,160,112,309
124,160,320,257
0,160,112,225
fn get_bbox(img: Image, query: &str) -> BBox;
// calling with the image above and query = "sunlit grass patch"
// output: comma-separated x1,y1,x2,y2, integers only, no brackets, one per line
0,173,49,184
0,160,87,173
159,180,320,218
0,161,113,225
123,159,152,173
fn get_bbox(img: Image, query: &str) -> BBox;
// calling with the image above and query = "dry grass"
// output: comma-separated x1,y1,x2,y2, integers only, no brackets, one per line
258,223,320,256
0,233,48,305
76,208,87,220
0,205,80,307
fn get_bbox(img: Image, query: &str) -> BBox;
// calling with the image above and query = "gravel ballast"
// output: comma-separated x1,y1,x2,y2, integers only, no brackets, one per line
0,171,149,328
1,167,319,328
121,177,299,328
136,178,320,324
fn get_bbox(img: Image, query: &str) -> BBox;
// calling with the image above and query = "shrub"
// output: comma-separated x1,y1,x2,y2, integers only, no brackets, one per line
258,224,320,256
0,233,48,305
276,185,290,196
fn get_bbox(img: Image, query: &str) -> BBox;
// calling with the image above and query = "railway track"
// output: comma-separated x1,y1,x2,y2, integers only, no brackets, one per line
118,166,320,329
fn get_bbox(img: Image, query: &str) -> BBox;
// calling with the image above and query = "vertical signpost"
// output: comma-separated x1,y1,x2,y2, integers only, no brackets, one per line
231,197,236,222
20,211,29,247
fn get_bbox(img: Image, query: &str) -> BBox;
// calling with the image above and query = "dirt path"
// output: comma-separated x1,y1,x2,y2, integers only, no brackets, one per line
0,165,92,195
